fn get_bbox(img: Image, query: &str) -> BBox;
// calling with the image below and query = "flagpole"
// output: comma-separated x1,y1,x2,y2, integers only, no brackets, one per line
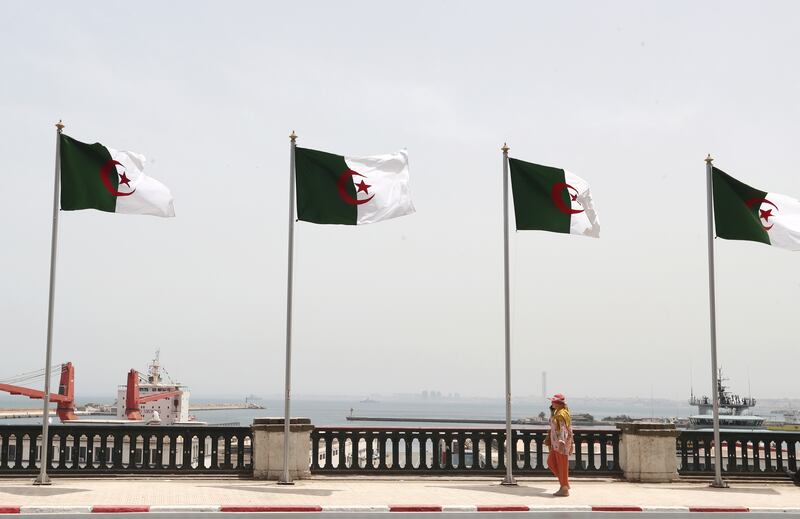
279,131,297,485
704,154,727,489
501,142,516,486
34,120,64,486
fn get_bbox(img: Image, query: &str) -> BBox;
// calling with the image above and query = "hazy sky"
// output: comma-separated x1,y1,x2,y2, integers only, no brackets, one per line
1,1,798,402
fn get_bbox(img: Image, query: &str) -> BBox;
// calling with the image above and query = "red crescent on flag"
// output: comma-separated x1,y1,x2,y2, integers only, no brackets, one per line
551,182,584,214
745,197,778,231
337,169,374,206
99,160,137,197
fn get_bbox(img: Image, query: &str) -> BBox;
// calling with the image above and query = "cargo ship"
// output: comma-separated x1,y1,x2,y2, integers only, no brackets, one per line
112,351,203,425
0,352,204,425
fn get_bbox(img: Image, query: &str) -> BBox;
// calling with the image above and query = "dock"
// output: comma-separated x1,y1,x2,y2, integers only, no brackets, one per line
0,408,42,420
0,402,264,420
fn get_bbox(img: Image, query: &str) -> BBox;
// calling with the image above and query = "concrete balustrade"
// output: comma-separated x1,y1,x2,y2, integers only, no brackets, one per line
0,421,793,480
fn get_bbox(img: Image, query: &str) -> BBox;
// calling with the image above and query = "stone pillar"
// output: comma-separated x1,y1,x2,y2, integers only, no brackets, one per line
617,422,679,482
252,417,313,480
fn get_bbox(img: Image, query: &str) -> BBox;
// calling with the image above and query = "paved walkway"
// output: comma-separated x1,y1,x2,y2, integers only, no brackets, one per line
0,477,798,511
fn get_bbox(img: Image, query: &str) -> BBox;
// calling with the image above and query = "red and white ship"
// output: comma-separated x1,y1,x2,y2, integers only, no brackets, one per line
114,351,200,425
0,352,203,425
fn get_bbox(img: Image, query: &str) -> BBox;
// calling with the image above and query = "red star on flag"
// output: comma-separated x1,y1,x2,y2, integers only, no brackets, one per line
119,172,132,188
356,179,371,194
760,208,773,222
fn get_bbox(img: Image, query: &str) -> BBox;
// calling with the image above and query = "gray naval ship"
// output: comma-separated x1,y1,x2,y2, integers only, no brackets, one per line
688,369,764,430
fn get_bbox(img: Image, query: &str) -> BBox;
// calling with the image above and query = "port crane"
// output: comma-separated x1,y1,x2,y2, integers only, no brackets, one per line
0,362,182,423
0,362,77,421
123,368,182,421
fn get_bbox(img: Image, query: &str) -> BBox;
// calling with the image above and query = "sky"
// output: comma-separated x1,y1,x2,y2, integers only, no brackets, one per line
1,1,798,403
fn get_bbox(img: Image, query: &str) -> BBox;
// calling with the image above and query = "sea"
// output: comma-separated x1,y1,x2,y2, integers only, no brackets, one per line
0,396,705,427
191,397,701,426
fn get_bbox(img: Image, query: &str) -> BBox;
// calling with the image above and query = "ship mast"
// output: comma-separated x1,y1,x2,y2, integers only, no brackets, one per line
148,350,161,385
690,368,756,416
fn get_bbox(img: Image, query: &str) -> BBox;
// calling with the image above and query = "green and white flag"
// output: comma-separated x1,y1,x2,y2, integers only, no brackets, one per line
713,167,800,250
294,147,414,225
59,134,175,217
508,158,600,237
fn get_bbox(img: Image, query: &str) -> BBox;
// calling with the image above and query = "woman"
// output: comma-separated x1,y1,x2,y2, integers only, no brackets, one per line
545,393,573,497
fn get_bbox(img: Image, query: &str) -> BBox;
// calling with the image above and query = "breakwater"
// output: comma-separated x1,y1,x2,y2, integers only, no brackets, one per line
189,403,265,411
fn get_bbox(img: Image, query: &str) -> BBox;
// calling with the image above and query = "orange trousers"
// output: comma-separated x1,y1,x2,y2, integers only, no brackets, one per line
547,450,569,487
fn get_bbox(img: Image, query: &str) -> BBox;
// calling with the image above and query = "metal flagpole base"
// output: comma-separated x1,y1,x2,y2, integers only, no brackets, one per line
277,479,295,486
33,474,52,486
500,477,517,486
710,480,729,488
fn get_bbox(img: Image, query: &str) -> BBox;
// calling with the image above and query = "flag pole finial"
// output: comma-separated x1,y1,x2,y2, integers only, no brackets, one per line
705,153,713,164
290,130,297,143
501,142,509,154
55,120,64,133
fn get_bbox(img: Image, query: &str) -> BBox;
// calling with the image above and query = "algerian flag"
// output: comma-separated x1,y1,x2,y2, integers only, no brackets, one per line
508,158,600,237
59,134,175,217
294,147,414,225
713,167,800,250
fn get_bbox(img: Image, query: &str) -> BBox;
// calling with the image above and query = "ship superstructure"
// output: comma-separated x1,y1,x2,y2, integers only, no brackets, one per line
1,352,203,425
688,369,764,430
114,352,194,425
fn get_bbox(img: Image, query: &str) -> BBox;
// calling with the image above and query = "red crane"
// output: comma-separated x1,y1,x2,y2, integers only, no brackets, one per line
123,369,182,421
0,363,77,421
1,363,182,423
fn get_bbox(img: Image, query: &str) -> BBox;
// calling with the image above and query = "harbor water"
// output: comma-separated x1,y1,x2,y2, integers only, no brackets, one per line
2,396,699,426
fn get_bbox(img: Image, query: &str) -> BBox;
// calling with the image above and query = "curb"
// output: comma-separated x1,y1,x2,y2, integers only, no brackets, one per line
219,507,323,513
91,507,151,513
15,507,92,515
591,506,643,512
321,506,391,513
388,506,442,512
476,506,529,512
0,504,797,513
150,506,222,513
529,506,591,512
